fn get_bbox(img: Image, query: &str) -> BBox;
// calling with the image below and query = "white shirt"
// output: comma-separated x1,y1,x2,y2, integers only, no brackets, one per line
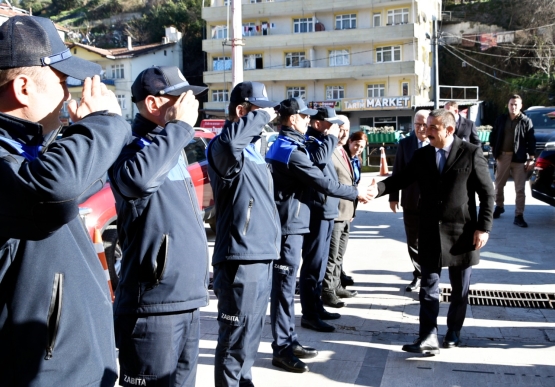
435,136,454,169
418,139,429,149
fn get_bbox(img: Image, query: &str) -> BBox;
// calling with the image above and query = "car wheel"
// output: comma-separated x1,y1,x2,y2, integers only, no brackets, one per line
103,226,121,292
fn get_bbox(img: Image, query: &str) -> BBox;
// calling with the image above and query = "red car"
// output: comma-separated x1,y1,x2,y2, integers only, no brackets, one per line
79,130,216,290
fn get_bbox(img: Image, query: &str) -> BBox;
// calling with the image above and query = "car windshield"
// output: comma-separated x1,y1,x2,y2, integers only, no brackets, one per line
526,110,555,129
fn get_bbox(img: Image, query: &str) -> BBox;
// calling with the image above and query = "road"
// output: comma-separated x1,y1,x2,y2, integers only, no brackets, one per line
196,172,555,387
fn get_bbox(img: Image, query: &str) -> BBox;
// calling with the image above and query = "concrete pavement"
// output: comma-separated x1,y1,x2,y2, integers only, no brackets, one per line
196,172,555,386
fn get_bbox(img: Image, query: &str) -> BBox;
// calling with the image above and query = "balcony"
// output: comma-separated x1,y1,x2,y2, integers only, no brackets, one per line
203,23,415,53
203,61,422,84
203,0,413,22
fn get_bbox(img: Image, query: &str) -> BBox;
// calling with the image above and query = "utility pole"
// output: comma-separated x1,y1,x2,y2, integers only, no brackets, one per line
432,18,439,109
230,0,244,87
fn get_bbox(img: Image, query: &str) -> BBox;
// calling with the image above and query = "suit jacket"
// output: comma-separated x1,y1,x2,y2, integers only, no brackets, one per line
389,134,422,210
455,115,481,145
332,146,356,221
377,136,494,268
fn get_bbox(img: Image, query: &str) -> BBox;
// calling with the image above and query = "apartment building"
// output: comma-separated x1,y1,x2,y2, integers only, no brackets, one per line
202,0,441,131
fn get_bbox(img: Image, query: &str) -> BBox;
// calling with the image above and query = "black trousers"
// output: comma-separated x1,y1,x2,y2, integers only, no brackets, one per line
213,261,272,387
419,265,472,336
402,208,421,279
300,217,334,320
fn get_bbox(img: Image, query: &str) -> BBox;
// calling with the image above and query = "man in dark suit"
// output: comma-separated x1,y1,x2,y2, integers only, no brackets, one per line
444,101,481,145
369,109,494,355
389,110,430,292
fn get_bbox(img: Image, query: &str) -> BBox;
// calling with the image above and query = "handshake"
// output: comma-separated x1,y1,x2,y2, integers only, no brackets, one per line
357,178,379,203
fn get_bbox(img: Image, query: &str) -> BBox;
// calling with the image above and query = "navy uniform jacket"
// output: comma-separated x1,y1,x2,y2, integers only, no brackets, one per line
109,114,210,315
266,126,358,235
207,110,281,265
377,136,494,268
0,111,131,387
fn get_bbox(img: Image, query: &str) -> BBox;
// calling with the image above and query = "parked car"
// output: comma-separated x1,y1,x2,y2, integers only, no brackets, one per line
79,131,216,291
523,106,555,156
529,135,555,207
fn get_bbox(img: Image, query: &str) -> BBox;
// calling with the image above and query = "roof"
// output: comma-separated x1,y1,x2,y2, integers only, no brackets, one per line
67,41,177,59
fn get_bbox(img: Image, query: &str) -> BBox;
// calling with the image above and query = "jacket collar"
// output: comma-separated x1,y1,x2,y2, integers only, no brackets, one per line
280,125,306,143
442,135,464,174
131,113,163,139
0,112,44,145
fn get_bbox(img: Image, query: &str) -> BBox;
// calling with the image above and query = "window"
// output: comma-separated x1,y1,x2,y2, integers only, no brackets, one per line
329,49,349,67
326,86,345,100
376,46,401,62
367,84,385,97
286,86,306,99
335,14,356,30
212,25,228,39
250,0,262,2
185,138,208,165
285,52,306,68
243,22,257,37
373,13,381,27
212,89,229,102
213,56,231,71
223,0,229,5
402,82,409,96
111,64,124,79
116,94,126,109
387,8,409,25
293,18,313,33
244,54,263,70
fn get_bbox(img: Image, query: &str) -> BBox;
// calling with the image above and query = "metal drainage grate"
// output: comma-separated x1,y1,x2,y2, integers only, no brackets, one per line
441,287,555,309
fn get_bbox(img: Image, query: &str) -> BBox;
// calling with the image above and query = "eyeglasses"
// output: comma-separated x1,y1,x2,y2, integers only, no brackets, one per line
414,123,427,128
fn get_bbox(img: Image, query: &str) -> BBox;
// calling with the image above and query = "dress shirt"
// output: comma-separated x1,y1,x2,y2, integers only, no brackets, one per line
418,139,430,149
435,136,454,169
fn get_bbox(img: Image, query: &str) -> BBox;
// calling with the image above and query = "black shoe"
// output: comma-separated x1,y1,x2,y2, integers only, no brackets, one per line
301,317,335,332
292,344,318,359
493,206,505,219
322,292,345,308
513,215,528,228
442,330,461,348
335,286,358,298
401,334,440,355
318,308,341,320
340,274,354,287
405,277,421,292
272,355,309,373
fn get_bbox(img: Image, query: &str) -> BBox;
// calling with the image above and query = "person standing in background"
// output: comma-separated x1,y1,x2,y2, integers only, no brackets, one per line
444,101,480,145
389,110,430,292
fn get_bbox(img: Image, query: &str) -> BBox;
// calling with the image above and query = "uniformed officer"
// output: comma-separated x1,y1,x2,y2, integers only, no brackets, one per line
207,81,281,387
266,98,373,373
109,66,209,387
299,107,360,331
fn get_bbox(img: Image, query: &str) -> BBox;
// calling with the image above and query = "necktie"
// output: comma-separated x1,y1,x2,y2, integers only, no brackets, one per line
438,149,446,173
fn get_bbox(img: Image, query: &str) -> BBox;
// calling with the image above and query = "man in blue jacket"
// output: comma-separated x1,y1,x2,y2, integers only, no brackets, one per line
109,66,210,387
266,99,372,373
207,81,280,387
0,16,131,387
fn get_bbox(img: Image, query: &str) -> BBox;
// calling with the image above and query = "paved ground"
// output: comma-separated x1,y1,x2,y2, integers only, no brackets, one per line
196,172,555,386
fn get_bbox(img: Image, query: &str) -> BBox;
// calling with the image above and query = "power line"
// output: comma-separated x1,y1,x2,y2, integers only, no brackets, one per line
443,43,525,77
442,45,549,95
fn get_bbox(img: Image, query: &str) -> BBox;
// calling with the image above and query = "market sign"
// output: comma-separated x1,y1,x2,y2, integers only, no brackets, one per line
342,96,411,111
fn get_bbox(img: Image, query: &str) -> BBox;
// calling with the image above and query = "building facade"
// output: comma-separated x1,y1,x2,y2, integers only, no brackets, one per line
202,0,442,131
65,27,183,123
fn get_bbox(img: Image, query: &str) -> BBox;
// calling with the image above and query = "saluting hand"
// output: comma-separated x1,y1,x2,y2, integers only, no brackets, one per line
258,107,277,122
68,75,121,122
326,124,340,138
165,90,199,127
